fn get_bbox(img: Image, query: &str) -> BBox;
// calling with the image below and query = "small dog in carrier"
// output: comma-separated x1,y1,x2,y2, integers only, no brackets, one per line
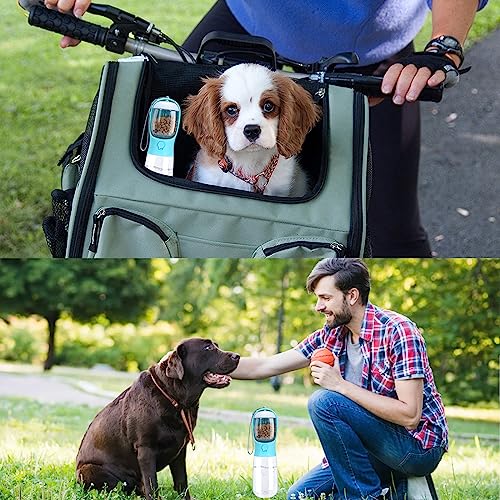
183,63,321,197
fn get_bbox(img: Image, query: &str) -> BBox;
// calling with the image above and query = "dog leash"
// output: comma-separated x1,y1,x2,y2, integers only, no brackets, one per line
218,153,280,194
148,368,196,450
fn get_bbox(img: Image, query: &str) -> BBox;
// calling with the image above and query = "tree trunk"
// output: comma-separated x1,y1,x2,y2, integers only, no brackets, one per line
275,267,289,355
271,267,289,392
43,313,58,371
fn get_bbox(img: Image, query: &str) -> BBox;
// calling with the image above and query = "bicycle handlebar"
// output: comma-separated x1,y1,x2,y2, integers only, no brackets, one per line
24,3,444,102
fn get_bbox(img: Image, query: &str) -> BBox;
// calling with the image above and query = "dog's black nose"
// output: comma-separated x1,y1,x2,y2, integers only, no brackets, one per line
243,124,261,142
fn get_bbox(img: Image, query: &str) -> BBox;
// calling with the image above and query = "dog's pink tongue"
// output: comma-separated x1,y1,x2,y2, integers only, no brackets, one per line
203,372,231,385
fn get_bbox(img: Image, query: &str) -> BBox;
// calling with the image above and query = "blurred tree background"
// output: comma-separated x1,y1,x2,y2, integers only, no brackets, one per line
0,259,498,406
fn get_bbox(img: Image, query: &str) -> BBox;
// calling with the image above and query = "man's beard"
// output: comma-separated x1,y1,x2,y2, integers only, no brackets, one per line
325,297,352,328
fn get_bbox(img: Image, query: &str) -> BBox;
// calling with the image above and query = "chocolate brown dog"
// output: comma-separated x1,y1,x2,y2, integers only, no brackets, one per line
76,338,240,499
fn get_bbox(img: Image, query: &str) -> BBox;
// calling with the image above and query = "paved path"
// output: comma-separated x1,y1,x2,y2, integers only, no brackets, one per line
2,370,499,442
419,28,499,256
0,371,312,428
0,373,111,407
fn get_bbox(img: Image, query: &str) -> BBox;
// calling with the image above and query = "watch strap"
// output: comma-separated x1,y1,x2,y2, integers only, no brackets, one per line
425,35,464,67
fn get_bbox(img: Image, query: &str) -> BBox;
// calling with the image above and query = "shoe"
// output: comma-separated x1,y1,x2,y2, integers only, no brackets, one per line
407,474,439,500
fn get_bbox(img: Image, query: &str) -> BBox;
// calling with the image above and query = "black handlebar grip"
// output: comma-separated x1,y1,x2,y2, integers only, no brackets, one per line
28,5,107,46
327,74,443,103
415,84,443,103
353,75,443,103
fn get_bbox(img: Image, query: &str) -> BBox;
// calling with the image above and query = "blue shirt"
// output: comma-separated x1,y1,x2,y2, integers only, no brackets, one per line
226,0,488,65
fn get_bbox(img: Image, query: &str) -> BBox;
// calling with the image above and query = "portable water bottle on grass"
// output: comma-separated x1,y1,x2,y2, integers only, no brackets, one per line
248,407,278,498
144,97,181,176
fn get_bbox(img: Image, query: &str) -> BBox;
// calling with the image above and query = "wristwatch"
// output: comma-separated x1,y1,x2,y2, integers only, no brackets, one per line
425,35,464,67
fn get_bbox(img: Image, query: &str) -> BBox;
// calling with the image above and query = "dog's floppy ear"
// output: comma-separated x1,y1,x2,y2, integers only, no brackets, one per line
160,350,184,380
183,76,227,159
273,74,322,159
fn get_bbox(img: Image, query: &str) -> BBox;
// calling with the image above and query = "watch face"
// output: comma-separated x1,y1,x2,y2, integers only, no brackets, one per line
437,35,461,50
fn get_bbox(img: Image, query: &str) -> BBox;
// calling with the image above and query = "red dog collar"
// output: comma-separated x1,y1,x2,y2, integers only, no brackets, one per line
218,154,280,194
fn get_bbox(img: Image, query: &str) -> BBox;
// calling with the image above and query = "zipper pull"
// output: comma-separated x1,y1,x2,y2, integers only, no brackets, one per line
309,71,326,84
89,208,107,253
330,241,346,257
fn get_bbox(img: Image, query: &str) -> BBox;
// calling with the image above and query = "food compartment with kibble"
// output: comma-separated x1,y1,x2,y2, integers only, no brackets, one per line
253,417,276,443
142,97,181,177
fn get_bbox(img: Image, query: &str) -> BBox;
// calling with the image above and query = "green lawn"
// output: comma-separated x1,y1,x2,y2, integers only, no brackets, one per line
1,1,499,256
0,392,499,500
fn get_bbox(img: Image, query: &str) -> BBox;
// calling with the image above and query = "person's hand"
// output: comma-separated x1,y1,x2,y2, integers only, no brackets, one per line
310,356,343,392
44,0,91,48
380,51,461,105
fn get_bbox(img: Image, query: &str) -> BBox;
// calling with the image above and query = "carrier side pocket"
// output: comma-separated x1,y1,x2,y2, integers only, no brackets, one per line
42,188,75,258
87,207,179,258
253,236,346,258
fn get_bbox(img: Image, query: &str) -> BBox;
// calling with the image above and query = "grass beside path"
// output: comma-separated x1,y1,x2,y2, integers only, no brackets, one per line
1,1,499,256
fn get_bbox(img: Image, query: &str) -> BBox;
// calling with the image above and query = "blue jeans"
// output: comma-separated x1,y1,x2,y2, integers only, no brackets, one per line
287,390,444,500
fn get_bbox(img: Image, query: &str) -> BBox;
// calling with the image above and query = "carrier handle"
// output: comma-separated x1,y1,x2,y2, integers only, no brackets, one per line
197,31,278,70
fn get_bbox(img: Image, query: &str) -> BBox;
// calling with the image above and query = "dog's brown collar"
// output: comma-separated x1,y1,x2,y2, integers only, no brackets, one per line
218,153,280,194
148,368,196,450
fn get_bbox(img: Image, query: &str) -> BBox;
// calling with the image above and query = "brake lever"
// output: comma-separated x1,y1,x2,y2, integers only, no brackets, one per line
87,3,168,44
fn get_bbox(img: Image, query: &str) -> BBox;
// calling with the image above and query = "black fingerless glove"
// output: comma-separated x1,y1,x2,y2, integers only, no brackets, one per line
398,51,471,88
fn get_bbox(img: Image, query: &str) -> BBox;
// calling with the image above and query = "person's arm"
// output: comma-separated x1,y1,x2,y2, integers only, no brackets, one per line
429,0,479,52
311,360,424,428
231,348,309,380
382,0,480,104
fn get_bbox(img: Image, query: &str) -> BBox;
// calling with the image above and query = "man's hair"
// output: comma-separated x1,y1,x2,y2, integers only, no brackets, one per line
306,258,371,305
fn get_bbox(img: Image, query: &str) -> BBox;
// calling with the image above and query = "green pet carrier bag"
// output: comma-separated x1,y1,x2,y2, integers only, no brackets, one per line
23,1,442,259
43,53,372,258
30,7,375,259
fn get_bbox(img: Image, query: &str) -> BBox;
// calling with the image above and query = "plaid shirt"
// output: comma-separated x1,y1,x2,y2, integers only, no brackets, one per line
296,302,448,467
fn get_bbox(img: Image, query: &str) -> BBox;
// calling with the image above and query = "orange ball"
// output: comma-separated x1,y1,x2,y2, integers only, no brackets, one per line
311,348,334,366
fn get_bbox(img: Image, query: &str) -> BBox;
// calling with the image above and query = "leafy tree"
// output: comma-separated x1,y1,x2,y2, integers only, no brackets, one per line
0,260,159,370
158,259,318,351
369,259,500,404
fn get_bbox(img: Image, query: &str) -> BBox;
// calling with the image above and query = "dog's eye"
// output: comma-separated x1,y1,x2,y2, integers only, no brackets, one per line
225,106,239,117
205,344,215,351
263,101,275,113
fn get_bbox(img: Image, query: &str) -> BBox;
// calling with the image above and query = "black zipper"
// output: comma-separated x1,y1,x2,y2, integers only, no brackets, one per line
89,207,171,253
347,91,366,256
68,62,119,257
263,240,346,257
